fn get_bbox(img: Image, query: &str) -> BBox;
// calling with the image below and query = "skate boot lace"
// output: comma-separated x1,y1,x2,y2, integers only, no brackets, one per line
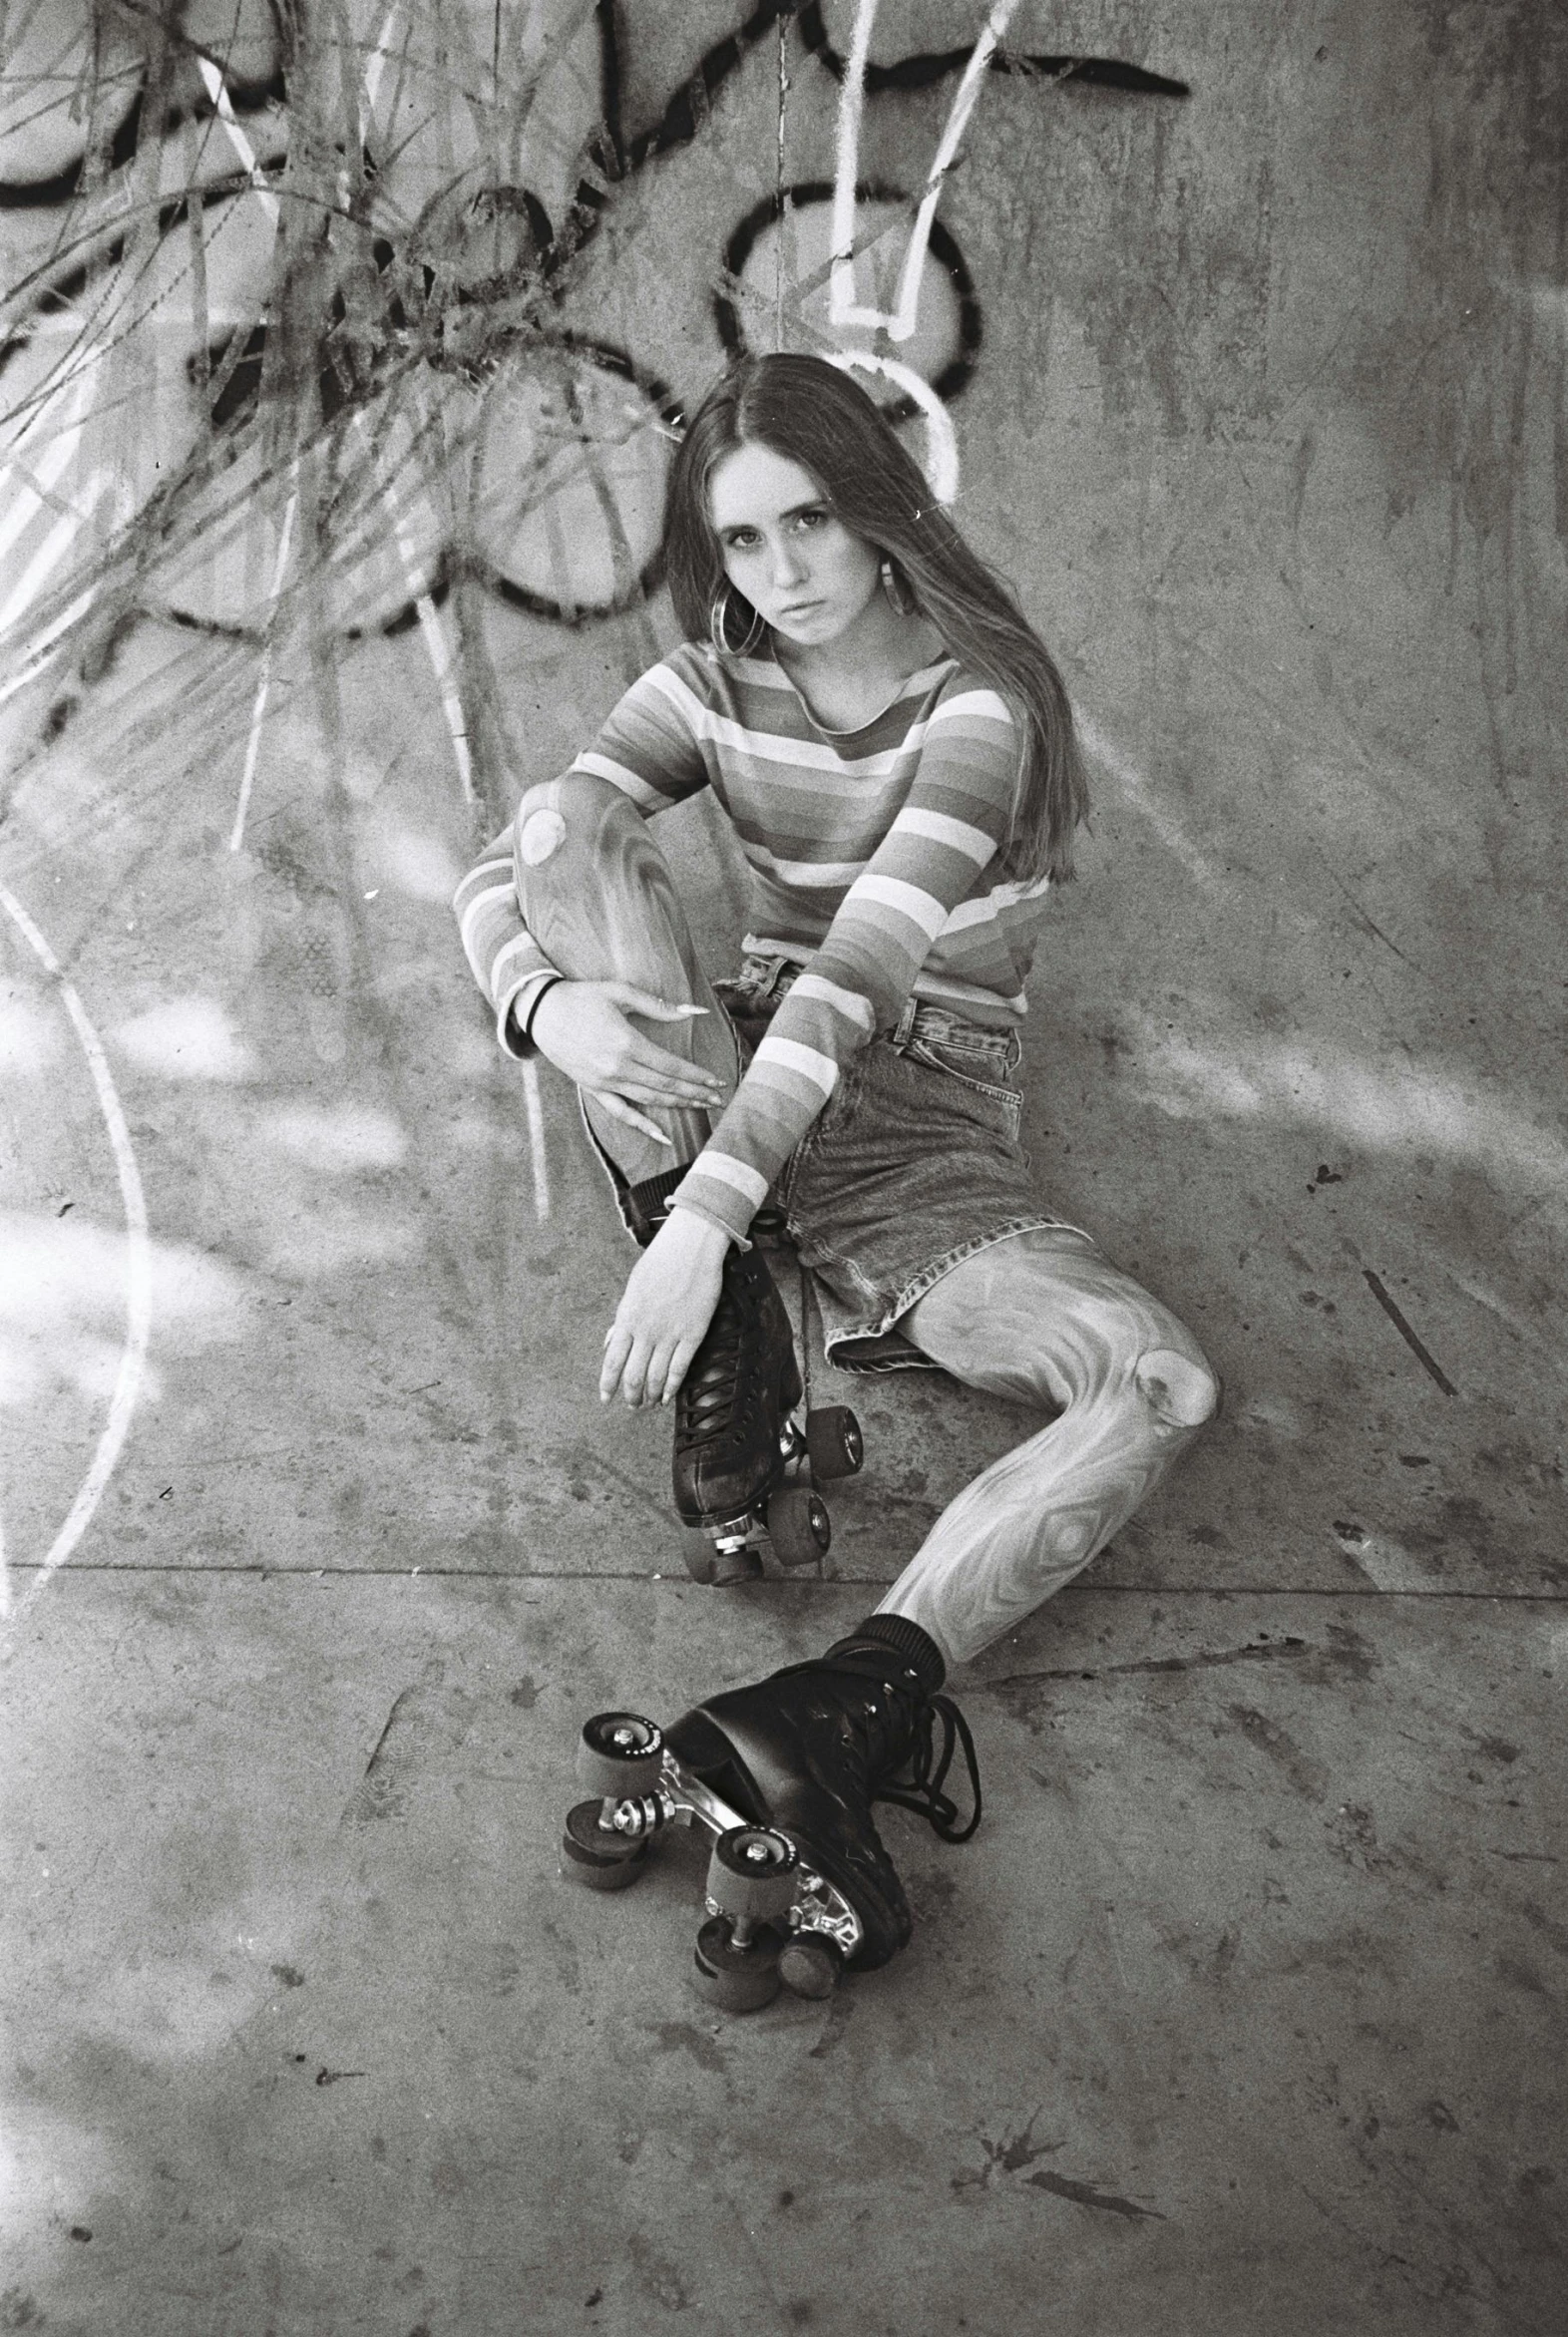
876,1690,982,1845
676,1285,755,1451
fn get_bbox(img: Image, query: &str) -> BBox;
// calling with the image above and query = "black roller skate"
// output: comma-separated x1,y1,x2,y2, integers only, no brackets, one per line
626,1174,864,1585
559,1615,981,2012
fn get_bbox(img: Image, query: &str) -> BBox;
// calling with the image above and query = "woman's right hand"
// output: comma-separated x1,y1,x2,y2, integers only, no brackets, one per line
528,980,728,1146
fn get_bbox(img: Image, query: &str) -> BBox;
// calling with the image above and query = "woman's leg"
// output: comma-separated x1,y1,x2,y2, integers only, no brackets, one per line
877,1229,1220,1667
513,773,738,1189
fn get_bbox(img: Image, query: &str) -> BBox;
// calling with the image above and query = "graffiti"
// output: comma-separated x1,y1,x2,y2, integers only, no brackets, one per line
0,2,1188,721
0,878,153,1622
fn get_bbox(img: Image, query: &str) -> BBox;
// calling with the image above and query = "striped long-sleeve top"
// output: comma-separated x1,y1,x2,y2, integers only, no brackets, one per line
453,640,1053,1244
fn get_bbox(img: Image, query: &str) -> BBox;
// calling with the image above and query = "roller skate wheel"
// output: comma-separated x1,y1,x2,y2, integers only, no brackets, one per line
707,1825,799,1922
560,1798,649,1891
779,1934,843,1999
710,1539,764,1587
692,1915,782,2013
806,1404,864,1482
764,1483,832,1569
576,1711,664,1796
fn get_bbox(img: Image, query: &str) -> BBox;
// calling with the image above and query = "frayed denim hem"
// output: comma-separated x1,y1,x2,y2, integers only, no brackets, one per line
818,1215,1098,1375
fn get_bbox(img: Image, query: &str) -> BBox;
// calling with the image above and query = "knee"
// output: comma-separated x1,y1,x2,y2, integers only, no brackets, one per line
1133,1344,1221,1432
1053,1293,1220,1434
1075,1285,1220,1434
515,772,629,870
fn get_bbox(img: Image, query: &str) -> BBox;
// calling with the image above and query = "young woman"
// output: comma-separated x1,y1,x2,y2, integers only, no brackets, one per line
455,354,1218,1973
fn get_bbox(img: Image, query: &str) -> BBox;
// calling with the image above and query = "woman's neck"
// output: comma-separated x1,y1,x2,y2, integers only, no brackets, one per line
772,600,948,732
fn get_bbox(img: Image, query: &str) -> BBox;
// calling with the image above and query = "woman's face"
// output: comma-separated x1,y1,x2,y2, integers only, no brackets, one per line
707,442,882,649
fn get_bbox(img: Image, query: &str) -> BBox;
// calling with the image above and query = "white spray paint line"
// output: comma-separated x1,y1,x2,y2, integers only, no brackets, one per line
522,1060,552,1220
0,585,99,709
827,0,1017,501
0,367,94,567
360,3,403,144
831,3,1020,337
1075,710,1222,891
0,333,97,474
413,595,475,803
828,0,883,331
0,469,111,640
0,885,153,1633
228,483,299,853
350,409,475,804
196,60,281,223
828,349,960,503
889,1,1019,340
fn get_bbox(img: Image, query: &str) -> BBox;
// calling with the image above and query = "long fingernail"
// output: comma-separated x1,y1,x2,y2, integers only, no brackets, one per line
674,1004,708,1015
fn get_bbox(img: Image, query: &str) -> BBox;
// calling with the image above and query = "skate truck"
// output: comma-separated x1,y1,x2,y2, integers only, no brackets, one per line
561,1711,858,2011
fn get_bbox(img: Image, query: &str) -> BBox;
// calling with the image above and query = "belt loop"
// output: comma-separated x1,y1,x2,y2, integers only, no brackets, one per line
893,994,919,1048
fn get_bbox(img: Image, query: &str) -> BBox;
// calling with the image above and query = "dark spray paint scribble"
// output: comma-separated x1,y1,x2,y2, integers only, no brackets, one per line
1,1,1187,820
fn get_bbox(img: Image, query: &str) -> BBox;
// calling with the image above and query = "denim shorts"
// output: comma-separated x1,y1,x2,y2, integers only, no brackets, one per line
710,956,1075,1374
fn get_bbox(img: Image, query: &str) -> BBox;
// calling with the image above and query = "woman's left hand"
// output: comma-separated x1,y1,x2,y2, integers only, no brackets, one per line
600,1208,732,1408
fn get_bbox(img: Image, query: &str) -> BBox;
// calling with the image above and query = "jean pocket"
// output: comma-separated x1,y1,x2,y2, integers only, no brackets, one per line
908,1034,1022,1114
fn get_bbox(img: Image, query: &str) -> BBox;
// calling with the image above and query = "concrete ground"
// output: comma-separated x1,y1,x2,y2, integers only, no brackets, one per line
2,4,1565,2333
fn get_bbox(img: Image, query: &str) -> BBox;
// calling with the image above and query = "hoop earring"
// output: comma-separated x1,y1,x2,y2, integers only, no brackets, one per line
709,584,766,657
880,557,916,617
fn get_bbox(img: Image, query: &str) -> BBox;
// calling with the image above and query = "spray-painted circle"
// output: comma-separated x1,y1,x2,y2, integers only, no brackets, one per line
143,369,469,639
0,7,143,193
713,181,980,422
465,339,678,621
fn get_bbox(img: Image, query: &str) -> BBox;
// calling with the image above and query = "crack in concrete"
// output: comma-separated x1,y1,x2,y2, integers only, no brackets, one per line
13,1564,1567,1599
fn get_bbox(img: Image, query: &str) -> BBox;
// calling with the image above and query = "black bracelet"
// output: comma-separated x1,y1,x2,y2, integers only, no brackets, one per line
516,974,565,1049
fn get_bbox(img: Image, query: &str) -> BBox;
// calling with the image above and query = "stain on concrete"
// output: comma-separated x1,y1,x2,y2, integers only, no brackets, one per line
1519,1902,1568,1961
1280,1925,1408,1985
807,1993,855,2062
906,1865,961,1919
985,1634,1331,1725
340,1662,477,1823
1326,1803,1448,1895
1225,1704,1330,1802
651,2021,727,2075
1186,1523,1232,1549
539,1916,581,1998
954,2110,1061,2187
1315,1624,1380,1684
628,2234,691,2311
1025,2168,1167,2222
1494,1954,1552,2002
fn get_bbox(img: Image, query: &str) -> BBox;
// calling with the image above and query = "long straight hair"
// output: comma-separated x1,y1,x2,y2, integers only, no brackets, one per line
662,354,1088,883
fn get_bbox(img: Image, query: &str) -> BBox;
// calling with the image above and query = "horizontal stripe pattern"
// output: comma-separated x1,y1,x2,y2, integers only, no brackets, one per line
453,640,1054,1235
